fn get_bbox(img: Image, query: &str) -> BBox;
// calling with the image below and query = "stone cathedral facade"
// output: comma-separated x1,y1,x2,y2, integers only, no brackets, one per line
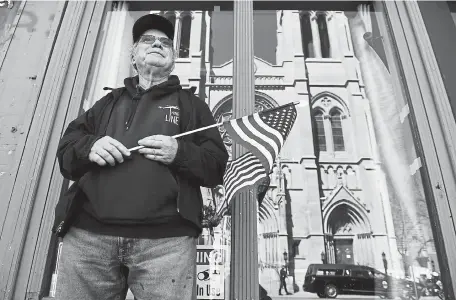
150,9,433,292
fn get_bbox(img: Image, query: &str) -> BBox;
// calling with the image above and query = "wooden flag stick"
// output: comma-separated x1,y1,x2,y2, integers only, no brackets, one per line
127,101,301,152
128,122,223,152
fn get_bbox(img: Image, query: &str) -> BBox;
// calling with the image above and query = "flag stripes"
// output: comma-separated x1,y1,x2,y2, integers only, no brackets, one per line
216,103,297,217
216,152,267,216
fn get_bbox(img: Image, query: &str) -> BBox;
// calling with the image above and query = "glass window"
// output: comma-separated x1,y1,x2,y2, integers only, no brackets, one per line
419,2,456,121
252,2,446,299
43,1,454,299
0,1,22,48
48,2,234,299
353,270,370,278
316,268,343,276
330,110,345,151
313,111,327,151
334,269,344,276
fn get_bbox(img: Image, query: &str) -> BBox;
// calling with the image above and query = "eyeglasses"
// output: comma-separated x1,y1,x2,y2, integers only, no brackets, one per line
138,35,173,48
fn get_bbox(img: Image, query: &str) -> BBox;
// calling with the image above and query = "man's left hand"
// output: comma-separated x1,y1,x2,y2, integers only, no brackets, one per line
137,135,178,165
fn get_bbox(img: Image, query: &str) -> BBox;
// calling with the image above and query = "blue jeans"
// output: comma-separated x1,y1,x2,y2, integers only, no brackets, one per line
55,227,197,300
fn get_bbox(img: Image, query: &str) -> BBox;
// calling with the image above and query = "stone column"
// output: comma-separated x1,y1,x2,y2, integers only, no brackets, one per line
325,11,340,58
173,11,182,57
276,10,284,64
291,11,304,57
204,11,211,103
338,12,354,56
190,11,203,56
189,11,203,90
231,0,259,299
309,11,322,58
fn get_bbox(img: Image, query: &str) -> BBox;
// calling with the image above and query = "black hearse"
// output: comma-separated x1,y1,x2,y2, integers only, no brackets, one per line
303,264,423,299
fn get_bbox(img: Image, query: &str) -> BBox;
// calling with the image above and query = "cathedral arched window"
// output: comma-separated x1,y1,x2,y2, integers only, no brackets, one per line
313,110,327,151
179,13,192,58
330,110,345,151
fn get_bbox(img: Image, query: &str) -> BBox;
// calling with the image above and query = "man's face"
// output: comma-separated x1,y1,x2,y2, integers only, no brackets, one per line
133,29,174,73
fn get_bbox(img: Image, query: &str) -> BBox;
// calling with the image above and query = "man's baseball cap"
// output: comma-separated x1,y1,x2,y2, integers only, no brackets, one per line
132,14,174,43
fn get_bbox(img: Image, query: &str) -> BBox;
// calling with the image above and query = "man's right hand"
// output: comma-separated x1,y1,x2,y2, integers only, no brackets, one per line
89,136,131,166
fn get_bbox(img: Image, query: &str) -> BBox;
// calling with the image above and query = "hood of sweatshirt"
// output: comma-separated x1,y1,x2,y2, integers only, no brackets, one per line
124,75,182,99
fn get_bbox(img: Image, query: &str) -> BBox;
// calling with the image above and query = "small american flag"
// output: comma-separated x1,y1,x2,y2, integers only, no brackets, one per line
216,102,298,216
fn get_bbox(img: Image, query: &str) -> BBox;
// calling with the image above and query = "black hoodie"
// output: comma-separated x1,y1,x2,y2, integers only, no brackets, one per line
54,75,228,238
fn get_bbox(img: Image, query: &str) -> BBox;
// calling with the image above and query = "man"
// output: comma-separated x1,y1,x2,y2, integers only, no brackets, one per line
53,14,228,300
279,266,292,295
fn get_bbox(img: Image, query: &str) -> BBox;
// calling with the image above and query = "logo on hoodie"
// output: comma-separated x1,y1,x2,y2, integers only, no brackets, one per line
159,105,180,125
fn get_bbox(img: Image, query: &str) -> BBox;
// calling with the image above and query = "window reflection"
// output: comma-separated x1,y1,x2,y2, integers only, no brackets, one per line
330,110,345,151
252,3,444,299
299,11,334,59
313,111,326,151
0,1,22,47
49,3,235,299
317,13,331,58
179,13,192,58
161,11,192,58
44,1,448,298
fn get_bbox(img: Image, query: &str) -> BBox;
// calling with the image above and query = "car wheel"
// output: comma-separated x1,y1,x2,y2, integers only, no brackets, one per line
324,284,338,298
317,292,327,298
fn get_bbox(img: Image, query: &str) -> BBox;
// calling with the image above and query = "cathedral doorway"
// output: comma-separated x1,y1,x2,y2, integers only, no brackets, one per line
324,202,374,266
334,238,354,264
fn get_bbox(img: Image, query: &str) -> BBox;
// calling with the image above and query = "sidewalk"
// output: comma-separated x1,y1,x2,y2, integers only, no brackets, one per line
267,291,380,299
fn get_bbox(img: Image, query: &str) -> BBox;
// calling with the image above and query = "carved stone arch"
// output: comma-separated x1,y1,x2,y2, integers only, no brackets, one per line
258,191,280,227
323,199,372,234
329,106,345,117
323,197,374,266
312,106,326,115
336,165,345,185
212,92,279,159
258,190,280,266
311,91,350,117
179,10,194,19
162,10,176,17
327,165,336,188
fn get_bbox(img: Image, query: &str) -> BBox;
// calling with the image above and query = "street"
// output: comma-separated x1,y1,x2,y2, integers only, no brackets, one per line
271,297,383,300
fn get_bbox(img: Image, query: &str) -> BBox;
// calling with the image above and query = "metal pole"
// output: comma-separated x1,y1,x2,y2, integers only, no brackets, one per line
230,0,258,299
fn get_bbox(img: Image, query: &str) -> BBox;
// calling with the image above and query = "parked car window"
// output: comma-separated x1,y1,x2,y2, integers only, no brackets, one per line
353,270,370,278
316,269,343,276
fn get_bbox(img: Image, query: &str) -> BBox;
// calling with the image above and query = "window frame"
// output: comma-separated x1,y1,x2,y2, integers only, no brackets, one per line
329,109,345,152
374,1,456,297
313,110,327,152
4,1,455,299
